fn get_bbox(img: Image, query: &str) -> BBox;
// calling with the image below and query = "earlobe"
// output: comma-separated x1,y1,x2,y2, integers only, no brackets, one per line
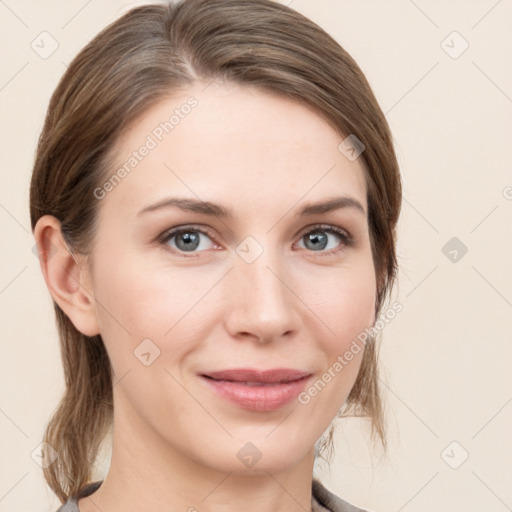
33,215,100,337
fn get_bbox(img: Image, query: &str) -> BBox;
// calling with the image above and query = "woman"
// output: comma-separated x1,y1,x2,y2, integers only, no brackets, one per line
30,1,401,511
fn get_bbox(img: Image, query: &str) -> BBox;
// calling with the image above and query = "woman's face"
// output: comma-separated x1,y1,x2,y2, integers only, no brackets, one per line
86,81,376,474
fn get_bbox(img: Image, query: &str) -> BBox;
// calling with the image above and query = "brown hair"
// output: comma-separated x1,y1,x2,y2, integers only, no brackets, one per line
30,0,401,503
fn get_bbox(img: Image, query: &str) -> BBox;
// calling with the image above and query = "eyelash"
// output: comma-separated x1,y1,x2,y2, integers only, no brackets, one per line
157,223,354,258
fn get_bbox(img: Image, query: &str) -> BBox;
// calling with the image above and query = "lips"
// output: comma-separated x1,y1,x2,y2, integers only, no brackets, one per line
200,368,312,412
202,368,311,384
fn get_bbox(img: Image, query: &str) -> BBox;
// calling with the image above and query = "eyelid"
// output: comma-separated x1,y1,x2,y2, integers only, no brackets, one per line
295,223,351,241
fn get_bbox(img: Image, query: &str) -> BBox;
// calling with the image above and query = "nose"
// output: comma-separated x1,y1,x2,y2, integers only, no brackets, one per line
224,250,301,344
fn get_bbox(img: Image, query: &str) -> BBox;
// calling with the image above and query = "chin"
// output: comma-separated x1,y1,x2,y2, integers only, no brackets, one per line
204,436,313,475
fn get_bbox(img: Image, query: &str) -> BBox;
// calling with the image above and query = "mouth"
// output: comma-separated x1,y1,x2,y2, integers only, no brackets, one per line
199,368,312,412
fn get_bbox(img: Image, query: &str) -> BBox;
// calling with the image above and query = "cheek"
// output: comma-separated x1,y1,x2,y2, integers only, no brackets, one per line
90,248,218,368
331,275,376,338
304,259,376,344
298,258,376,398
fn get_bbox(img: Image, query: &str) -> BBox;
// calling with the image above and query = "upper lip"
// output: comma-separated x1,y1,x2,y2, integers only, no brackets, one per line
201,368,311,383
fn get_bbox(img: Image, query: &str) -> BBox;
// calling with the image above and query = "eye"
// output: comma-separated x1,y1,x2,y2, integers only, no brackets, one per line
158,223,353,257
296,224,353,254
159,226,216,254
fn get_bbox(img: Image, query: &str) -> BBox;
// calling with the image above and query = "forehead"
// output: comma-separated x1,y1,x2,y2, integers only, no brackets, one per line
103,82,367,215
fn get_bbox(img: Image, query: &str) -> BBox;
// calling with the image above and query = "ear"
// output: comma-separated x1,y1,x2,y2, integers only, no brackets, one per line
33,215,100,337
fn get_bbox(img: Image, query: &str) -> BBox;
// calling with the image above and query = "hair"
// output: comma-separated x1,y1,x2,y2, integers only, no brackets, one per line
30,0,401,503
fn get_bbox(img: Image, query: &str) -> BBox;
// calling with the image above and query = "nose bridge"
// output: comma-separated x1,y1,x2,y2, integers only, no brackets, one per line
226,240,298,340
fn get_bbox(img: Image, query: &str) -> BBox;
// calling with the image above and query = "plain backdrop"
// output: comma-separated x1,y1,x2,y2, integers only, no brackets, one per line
1,1,511,511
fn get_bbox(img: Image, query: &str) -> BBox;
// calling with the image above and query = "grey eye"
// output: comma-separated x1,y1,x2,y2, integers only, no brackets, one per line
164,229,214,253
174,231,201,251
303,230,328,251
297,228,347,252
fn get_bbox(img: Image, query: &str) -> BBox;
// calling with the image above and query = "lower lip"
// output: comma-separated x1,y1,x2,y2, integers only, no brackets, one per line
201,376,310,412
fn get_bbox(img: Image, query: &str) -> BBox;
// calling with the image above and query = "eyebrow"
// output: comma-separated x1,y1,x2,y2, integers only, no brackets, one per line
137,195,366,218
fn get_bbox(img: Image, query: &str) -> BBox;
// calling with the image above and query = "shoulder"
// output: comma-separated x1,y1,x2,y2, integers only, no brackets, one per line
54,481,102,512
312,478,370,512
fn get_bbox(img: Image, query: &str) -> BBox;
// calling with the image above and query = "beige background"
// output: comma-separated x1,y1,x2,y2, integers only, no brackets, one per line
1,1,511,511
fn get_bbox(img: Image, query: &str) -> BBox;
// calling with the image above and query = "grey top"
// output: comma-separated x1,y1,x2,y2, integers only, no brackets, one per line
56,479,368,512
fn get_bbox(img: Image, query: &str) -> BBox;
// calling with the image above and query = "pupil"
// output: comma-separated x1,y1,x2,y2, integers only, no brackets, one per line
176,232,200,251
305,231,327,250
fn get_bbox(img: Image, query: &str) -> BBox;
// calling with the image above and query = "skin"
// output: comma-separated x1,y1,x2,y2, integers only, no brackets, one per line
35,81,377,512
